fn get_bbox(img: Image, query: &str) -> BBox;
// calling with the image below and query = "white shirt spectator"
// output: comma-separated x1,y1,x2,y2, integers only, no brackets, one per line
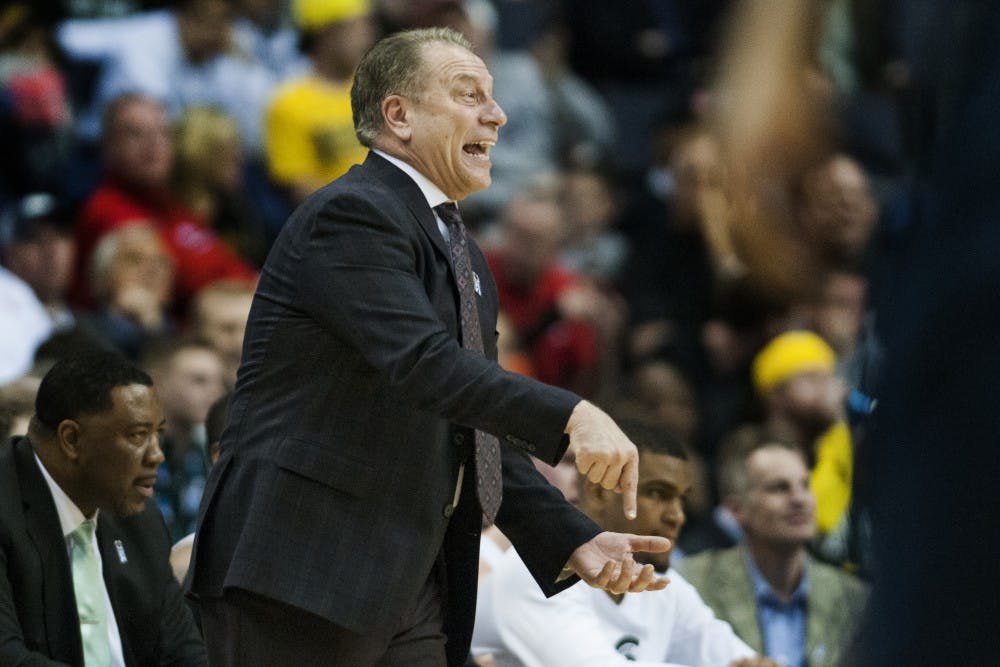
0,267,52,383
58,10,276,153
231,17,306,81
471,534,509,659
484,549,758,667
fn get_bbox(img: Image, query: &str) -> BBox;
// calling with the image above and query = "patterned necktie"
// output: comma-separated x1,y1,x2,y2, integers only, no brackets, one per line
69,519,111,667
434,202,503,524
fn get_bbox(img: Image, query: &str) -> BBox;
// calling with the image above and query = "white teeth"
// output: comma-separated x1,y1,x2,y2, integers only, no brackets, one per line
465,140,494,160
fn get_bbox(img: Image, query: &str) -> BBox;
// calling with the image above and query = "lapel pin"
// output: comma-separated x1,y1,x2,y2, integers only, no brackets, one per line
114,539,128,564
473,272,482,296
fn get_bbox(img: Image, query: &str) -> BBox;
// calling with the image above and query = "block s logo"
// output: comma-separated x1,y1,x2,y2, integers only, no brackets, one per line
615,634,640,661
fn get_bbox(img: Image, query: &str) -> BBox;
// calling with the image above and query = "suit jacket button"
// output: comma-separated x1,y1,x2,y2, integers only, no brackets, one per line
453,433,465,446
442,504,455,518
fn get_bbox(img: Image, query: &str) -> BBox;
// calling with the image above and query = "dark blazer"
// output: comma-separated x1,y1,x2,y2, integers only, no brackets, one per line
189,152,601,665
0,437,206,666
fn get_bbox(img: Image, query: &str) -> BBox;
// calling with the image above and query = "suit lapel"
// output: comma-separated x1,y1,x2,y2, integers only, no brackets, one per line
98,519,137,667
362,152,495,342
14,439,84,665
804,559,836,666
715,549,765,653
363,152,452,264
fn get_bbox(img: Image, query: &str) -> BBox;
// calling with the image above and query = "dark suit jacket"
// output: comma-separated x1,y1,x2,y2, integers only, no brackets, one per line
189,152,601,665
0,437,207,666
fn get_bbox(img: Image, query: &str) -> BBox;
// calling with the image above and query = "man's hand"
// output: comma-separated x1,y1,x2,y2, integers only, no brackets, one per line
112,285,165,330
565,401,639,518
567,532,671,594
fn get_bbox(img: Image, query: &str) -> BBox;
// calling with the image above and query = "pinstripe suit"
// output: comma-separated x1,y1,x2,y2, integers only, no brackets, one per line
188,152,601,665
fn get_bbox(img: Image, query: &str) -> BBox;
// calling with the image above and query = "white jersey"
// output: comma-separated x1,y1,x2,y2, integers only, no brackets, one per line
485,549,757,667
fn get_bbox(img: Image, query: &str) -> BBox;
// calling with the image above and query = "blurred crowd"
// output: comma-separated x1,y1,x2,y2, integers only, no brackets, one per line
0,0,934,665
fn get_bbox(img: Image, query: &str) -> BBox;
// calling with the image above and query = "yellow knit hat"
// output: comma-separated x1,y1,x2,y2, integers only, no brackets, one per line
752,330,836,393
293,0,371,30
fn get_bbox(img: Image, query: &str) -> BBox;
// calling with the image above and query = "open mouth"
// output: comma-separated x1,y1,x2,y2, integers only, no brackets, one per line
463,140,495,160
135,478,157,497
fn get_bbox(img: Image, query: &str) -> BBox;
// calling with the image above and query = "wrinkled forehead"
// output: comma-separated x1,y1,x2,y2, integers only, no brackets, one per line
747,446,808,484
417,41,492,89
114,383,162,415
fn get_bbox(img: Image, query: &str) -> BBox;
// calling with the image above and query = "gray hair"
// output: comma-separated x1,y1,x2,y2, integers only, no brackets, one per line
716,429,805,500
351,27,473,147
89,223,159,303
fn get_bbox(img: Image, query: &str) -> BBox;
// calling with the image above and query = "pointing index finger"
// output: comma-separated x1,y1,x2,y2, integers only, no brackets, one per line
620,451,638,519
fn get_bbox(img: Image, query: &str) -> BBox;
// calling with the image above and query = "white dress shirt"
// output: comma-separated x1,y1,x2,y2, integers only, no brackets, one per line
34,455,126,667
372,149,453,241
485,549,758,667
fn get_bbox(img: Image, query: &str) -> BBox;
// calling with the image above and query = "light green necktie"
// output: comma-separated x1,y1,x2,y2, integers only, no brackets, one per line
69,520,111,666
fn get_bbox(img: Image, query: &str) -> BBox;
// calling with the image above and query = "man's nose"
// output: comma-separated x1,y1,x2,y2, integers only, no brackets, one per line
147,433,166,466
661,499,684,527
791,483,814,506
483,96,507,127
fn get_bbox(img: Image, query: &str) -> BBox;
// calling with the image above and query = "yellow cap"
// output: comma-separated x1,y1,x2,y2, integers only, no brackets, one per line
752,330,835,393
293,0,371,30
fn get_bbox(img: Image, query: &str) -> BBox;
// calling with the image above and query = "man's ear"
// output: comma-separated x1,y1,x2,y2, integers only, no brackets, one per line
723,493,746,524
382,95,412,142
57,419,82,461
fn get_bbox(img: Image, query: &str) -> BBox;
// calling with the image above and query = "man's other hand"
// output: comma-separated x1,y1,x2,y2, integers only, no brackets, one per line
567,532,671,594
565,401,639,518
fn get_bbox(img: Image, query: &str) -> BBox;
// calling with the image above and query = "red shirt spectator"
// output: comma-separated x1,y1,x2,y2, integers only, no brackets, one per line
76,176,255,307
73,94,255,309
487,250,598,392
484,194,604,395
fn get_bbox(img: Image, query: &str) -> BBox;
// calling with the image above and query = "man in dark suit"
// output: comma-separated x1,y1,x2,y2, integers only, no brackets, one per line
0,351,207,666
189,26,669,666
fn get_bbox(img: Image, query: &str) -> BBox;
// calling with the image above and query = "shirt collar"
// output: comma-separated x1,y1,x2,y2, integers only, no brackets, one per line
743,547,809,608
34,452,97,539
372,149,452,209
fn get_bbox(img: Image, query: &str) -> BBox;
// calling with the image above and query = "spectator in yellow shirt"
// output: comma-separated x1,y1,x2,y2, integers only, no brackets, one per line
750,331,853,544
264,0,375,204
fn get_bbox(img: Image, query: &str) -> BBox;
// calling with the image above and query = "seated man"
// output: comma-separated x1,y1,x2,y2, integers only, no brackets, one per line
0,351,207,665
483,419,777,667
751,330,852,541
81,223,177,360
677,441,868,667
